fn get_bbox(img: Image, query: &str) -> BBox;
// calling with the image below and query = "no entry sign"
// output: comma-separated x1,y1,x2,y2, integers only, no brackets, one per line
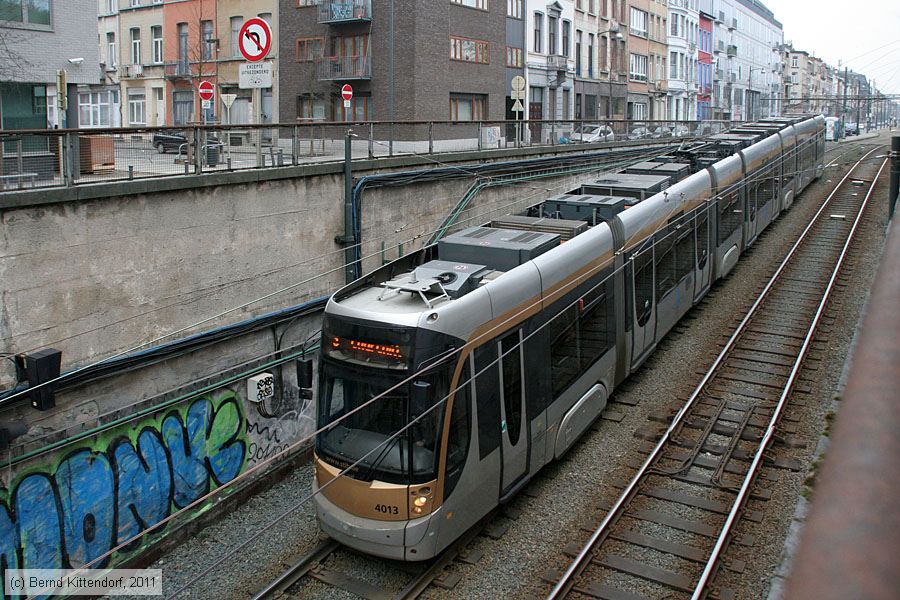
239,17,272,62
198,80,215,101
341,84,353,101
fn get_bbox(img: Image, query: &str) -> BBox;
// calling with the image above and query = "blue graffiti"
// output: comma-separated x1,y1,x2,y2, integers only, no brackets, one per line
0,394,246,599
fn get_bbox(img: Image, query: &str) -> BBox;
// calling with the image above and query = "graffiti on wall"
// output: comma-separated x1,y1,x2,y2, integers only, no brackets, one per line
0,392,246,597
245,389,316,467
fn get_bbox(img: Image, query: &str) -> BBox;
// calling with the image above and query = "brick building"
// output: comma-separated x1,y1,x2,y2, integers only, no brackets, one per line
279,0,508,124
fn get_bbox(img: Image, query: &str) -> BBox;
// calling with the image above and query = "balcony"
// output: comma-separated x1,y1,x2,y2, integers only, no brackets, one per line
318,0,372,24
715,40,724,53
164,61,191,79
316,55,371,80
119,64,144,78
546,54,568,72
726,44,737,57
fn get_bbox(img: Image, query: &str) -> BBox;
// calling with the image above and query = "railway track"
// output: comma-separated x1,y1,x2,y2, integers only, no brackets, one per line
543,144,889,600
250,509,512,600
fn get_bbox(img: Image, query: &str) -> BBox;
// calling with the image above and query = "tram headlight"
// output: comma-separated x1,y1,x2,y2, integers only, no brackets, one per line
414,496,428,507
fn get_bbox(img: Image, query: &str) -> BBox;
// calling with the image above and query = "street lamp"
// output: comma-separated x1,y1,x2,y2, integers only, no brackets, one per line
601,24,625,120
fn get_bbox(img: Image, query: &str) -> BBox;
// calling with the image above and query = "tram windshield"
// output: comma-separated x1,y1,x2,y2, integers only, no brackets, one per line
316,360,443,485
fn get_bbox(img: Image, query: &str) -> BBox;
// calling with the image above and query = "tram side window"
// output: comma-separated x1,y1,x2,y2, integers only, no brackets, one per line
444,363,471,498
718,190,742,244
675,223,694,281
578,281,613,371
473,344,501,460
633,248,654,327
758,165,776,206
548,304,580,397
655,228,677,299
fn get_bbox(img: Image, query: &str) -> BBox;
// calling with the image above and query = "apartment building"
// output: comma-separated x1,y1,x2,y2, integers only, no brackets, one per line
572,0,624,121
111,0,167,128
524,0,575,135
666,0,698,120
697,8,712,118
701,0,783,121
279,0,507,124
625,0,667,120
0,0,99,130
93,0,277,128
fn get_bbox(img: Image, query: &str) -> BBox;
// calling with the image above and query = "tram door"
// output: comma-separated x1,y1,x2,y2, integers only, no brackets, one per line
498,330,528,495
694,205,713,301
631,244,657,366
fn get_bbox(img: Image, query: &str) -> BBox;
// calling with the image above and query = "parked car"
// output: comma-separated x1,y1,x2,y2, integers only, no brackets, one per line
672,124,691,137
651,126,672,138
152,130,223,154
569,124,615,143
844,122,859,136
627,125,652,140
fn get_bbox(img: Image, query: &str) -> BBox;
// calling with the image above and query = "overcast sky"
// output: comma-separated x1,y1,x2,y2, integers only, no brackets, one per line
767,0,900,94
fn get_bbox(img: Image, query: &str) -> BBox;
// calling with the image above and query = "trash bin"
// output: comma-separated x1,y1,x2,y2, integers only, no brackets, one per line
206,143,220,167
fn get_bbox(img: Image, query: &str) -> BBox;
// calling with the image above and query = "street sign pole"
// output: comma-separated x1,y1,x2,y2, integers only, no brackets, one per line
511,76,526,148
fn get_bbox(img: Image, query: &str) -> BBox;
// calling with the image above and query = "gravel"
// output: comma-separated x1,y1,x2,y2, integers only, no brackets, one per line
124,135,890,600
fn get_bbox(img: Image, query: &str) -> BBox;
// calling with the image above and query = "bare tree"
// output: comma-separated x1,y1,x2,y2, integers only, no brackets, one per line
0,24,34,81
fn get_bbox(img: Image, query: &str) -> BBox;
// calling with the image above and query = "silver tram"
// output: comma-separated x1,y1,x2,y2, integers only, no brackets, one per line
311,116,826,561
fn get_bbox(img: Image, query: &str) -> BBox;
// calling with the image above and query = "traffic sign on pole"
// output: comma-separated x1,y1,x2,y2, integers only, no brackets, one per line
341,84,353,109
198,80,215,101
238,17,272,62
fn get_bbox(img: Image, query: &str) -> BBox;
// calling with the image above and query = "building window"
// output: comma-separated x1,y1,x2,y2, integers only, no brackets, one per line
670,51,678,79
600,34,607,71
506,46,523,68
671,15,678,36
630,8,647,38
507,0,523,18
0,0,50,25
629,53,648,82
533,12,543,53
333,94,370,122
202,20,214,61
575,30,582,76
450,36,489,64
230,16,243,57
298,94,326,121
548,15,557,55
297,37,323,61
152,26,163,63
130,0,141,7
451,0,487,9
128,28,142,66
128,90,146,125
587,33,594,77
449,93,486,121
178,22,189,65
78,90,117,128
297,0,320,5
106,32,116,68
561,20,570,57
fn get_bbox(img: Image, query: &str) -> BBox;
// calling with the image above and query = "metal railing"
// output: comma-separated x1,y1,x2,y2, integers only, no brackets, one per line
0,118,741,192
316,55,372,80
318,0,372,23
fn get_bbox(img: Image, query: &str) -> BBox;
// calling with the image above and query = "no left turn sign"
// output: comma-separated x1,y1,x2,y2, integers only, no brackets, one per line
239,18,272,62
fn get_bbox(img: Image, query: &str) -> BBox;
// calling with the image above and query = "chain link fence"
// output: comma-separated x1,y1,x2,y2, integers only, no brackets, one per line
0,119,739,192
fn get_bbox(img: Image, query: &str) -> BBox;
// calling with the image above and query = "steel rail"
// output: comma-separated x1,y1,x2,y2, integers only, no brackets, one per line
546,143,884,600
691,156,890,598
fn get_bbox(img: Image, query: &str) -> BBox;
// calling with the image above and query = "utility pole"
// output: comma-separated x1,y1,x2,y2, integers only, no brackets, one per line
842,66,848,135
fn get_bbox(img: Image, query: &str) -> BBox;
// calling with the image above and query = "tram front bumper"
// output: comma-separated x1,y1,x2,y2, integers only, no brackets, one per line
313,481,439,561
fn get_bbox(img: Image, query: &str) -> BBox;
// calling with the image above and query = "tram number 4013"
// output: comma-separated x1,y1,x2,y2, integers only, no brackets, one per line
374,504,399,515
